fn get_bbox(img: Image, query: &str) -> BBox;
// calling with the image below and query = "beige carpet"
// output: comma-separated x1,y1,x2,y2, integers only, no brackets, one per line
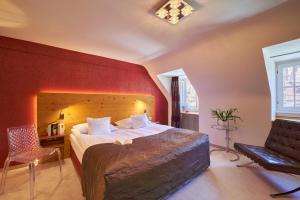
0,152,299,200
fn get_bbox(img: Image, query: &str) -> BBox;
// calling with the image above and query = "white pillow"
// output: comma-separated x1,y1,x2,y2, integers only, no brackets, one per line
115,118,132,129
131,113,150,124
131,114,149,129
87,117,111,135
73,123,88,134
73,122,118,134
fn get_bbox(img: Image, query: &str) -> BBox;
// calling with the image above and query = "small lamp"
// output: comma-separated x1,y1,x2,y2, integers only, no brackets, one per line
58,110,65,135
59,111,64,120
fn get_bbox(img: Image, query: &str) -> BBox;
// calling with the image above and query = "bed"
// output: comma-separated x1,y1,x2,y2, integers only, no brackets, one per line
37,93,210,200
70,123,210,200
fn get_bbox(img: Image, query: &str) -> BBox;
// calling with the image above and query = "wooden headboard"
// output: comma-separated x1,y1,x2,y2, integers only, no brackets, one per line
37,93,154,157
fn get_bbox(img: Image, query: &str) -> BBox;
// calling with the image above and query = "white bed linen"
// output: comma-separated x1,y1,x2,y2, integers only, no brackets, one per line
70,123,172,163
70,134,85,163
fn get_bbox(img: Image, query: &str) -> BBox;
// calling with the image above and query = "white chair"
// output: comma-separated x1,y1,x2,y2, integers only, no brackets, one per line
0,125,62,199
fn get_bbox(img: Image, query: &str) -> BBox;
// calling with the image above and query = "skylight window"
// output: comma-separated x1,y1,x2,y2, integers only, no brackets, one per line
157,68,199,113
263,38,300,119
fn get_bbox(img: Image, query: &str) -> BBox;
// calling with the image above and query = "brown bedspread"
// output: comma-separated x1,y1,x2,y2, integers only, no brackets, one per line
81,128,210,200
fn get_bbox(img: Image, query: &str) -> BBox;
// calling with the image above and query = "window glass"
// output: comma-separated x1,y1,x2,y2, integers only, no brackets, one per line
283,87,294,107
295,87,300,107
283,66,293,87
295,66,300,86
277,60,300,115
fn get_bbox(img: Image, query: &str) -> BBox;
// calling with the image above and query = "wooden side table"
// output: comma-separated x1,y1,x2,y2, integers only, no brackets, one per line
39,134,65,161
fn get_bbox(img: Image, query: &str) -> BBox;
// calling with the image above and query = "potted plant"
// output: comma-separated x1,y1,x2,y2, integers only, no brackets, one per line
211,108,241,128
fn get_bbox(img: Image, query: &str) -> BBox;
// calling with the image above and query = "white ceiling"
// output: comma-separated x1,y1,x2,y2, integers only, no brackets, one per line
0,0,286,64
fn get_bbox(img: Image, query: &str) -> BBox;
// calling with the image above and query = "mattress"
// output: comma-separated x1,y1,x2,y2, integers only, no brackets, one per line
70,123,172,162
70,134,85,163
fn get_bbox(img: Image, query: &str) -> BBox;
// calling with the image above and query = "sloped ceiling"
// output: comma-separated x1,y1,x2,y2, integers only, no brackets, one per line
0,0,286,64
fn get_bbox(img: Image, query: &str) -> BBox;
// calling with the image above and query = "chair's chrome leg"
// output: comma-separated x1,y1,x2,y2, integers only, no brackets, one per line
228,149,240,162
210,148,225,153
0,157,11,194
210,147,240,162
236,161,255,167
29,162,35,200
32,161,36,183
270,186,300,198
56,148,63,179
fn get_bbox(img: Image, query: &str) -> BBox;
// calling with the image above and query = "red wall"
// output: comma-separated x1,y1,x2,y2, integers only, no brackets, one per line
0,36,168,167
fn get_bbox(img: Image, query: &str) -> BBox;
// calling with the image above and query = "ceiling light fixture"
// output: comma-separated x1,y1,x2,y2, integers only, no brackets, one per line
156,0,194,25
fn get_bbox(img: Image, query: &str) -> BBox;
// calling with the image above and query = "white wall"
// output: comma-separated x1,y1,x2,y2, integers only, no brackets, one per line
157,75,172,94
144,1,300,147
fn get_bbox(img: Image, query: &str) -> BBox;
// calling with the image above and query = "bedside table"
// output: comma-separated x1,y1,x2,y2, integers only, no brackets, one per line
39,134,65,162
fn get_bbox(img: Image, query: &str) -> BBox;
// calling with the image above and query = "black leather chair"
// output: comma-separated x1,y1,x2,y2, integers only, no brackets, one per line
234,119,300,198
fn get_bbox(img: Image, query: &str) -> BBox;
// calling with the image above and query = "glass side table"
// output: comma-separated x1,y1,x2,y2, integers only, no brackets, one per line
210,121,240,162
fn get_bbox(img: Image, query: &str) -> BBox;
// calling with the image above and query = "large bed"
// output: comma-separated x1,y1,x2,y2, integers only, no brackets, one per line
70,123,210,200
37,93,210,200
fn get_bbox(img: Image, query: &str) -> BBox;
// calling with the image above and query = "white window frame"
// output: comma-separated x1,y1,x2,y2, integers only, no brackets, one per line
179,77,187,110
179,76,199,113
276,59,300,117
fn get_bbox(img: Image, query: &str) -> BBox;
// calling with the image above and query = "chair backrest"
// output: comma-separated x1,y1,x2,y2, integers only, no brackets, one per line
7,125,40,156
265,119,300,161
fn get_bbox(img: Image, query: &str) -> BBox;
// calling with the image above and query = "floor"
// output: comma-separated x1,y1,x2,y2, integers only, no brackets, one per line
0,152,299,200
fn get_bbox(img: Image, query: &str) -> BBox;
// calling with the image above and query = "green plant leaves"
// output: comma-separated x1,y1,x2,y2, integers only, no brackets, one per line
211,108,241,122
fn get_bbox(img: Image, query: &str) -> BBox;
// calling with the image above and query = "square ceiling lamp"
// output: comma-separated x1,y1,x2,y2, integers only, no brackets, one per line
155,0,194,25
